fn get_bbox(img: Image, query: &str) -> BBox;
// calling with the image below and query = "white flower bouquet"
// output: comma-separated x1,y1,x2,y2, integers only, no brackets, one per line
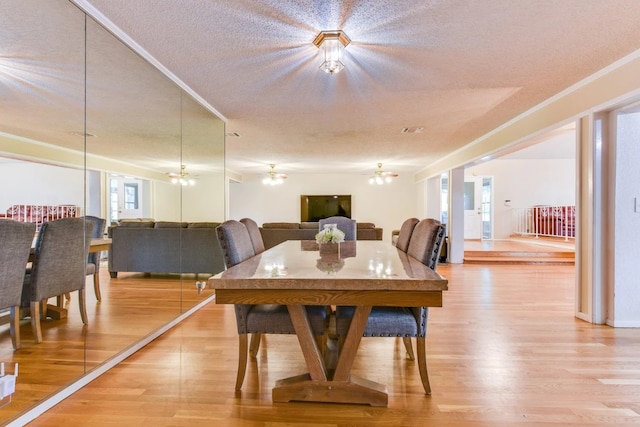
315,224,345,244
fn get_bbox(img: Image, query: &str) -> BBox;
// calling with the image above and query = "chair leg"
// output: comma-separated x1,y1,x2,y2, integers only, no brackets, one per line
9,306,20,350
93,272,102,302
416,336,431,395
236,333,249,391
249,333,261,358
30,301,43,344
403,337,415,360
78,288,88,325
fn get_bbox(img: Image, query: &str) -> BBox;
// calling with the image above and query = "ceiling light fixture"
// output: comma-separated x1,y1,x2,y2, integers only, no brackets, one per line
167,164,196,186
262,164,287,186
368,163,398,185
312,30,350,74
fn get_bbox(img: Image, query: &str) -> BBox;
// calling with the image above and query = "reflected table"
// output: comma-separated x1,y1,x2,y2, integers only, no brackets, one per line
209,240,448,407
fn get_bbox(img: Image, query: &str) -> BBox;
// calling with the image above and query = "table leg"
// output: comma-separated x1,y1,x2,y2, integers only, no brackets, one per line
273,304,388,407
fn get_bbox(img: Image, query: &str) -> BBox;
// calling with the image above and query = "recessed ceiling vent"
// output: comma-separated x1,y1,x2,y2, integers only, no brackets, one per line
401,127,424,134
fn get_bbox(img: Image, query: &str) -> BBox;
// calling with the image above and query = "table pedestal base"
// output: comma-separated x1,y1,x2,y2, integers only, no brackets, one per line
273,373,388,407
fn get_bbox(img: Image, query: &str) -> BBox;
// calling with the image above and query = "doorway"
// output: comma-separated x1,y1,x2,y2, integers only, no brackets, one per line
108,175,145,223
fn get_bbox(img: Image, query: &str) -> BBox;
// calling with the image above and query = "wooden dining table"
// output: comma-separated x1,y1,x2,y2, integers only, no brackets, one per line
209,240,448,407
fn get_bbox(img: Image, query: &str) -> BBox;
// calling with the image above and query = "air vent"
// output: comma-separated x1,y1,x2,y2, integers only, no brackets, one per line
401,127,424,134
226,132,240,137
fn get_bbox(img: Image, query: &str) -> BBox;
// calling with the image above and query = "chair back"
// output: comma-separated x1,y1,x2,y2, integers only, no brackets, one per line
84,216,106,268
239,218,265,254
395,217,419,252
25,217,93,302
406,218,445,269
216,220,256,268
0,220,36,309
318,216,356,241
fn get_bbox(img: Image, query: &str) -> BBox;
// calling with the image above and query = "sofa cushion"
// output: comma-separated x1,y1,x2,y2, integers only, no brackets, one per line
300,222,319,229
116,220,154,228
187,222,220,228
357,222,376,229
154,221,187,228
262,222,299,229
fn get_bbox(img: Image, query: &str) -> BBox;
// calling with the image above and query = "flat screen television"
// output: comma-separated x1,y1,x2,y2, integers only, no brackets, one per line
300,195,351,222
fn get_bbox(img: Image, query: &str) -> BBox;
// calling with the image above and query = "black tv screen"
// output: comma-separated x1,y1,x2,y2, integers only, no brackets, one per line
300,195,351,222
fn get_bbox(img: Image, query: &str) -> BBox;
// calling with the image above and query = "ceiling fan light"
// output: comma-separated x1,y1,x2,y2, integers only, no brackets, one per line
385,176,393,183
368,177,375,185
375,176,383,185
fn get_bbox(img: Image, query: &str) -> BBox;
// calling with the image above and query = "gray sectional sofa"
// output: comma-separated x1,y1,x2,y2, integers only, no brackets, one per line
260,221,383,249
107,220,225,277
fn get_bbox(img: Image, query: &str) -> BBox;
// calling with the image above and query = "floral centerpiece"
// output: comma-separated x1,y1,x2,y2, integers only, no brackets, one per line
315,224,345,244
315,224,345,256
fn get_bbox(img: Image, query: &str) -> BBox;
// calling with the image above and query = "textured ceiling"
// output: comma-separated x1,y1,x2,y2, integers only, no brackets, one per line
10,0,640,178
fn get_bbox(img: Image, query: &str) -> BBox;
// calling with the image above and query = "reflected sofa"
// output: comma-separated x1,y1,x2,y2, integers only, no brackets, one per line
259,221,383,250
107,220,225,277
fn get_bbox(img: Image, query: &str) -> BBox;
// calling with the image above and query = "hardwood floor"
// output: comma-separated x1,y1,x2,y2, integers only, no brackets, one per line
25,262,640,426
0,268,213,424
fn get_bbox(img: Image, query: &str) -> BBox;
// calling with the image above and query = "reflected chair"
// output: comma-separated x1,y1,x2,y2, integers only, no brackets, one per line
395,217,419,252
335,218,445,395
239,217,265,254
84,216,106,301
0,219,36,349
318,216,356,241
22,217,93,343
216,220,329,390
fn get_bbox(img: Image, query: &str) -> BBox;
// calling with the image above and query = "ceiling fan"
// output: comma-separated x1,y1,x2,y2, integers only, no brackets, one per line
368,163,398,185
262,164,287,185
167,164,196,186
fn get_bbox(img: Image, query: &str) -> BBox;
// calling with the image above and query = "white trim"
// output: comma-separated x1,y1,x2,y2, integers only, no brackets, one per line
606,319,640,328
6,295,216,427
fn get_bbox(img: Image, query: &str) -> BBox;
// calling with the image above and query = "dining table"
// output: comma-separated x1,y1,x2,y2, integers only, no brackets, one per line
209,239,448,407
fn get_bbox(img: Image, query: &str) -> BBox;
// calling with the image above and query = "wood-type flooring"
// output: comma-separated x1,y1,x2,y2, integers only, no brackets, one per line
25,258,640,426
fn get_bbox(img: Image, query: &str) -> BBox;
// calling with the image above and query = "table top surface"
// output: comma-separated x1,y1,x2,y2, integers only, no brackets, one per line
211,240,448,292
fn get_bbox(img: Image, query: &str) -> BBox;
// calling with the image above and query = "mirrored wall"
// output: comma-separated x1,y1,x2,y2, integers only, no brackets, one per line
0,0,225,422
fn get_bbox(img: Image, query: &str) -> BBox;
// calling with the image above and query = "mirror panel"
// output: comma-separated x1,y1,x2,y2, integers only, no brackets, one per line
0,0,225,422
0,0,87,419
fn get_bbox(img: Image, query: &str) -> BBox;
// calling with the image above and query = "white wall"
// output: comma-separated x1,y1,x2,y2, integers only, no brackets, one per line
229,173,418,241
466,158,576,239
0,161,84,210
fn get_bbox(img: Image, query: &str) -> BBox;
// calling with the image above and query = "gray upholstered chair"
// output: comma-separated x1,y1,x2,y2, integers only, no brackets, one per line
335,218,445,395
318,216,356,241
406,219,445,268
395,217,419,252
22,217,93,344
216,219,329,390
239,217,265,254
0,219,36,350
84,216,106,301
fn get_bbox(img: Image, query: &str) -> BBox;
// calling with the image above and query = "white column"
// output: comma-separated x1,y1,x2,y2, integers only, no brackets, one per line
449,167,465,264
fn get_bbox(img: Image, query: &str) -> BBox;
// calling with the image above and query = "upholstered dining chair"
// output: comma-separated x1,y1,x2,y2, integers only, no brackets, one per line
335,218,446,395
216,220,329,390
0,219,36,350
395,217,420,252
239,217,265,254
318,216,356,241
84,216,106,301
22,217,93,344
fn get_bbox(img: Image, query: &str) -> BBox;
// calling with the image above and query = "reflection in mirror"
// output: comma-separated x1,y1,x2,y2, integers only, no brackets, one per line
0,0,225,423
0,0,87,419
